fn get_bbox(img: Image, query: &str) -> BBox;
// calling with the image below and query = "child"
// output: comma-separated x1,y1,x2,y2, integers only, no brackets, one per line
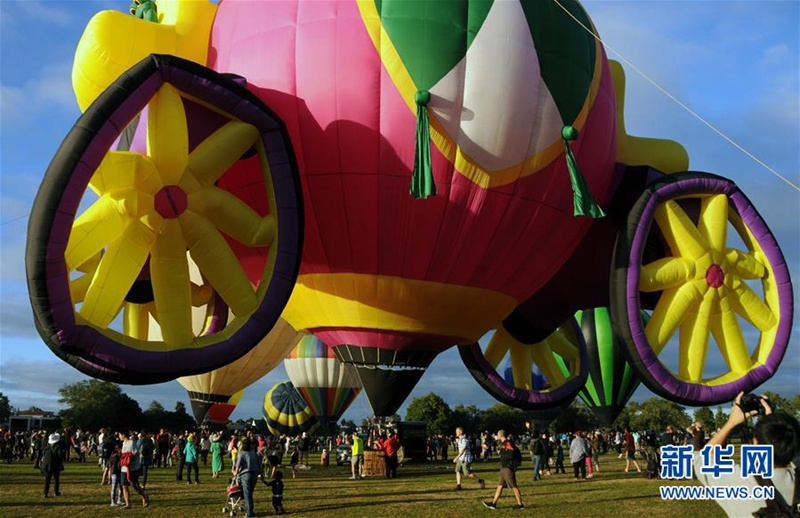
555,439,566,474
320,448,329,467
289,446,299,478
109,444,123,507
262,470,285,514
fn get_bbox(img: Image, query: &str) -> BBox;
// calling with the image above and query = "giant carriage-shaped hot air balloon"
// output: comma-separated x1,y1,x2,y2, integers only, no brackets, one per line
27,0,793,415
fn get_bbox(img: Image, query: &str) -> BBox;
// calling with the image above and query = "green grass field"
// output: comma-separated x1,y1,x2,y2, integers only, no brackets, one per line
0,453,723,517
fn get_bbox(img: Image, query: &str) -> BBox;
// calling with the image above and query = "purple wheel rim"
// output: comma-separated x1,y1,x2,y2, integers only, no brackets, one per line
26,55,303,378
614,172,793,405
458,317,588,410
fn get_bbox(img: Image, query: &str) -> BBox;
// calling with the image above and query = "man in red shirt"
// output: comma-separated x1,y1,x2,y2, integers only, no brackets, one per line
382,432,400,478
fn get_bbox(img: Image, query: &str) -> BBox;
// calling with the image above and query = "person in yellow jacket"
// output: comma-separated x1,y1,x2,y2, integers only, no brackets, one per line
349,434,364,480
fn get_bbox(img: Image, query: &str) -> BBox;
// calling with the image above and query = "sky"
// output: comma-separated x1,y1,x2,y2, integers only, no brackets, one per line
0,0,798,424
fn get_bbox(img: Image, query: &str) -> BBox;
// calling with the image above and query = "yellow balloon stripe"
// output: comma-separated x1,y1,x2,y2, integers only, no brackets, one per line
66,195,126,271
123,303,150,340
89,151,142,195
189,187,275,247
151,220,194,347
725,249,766,280
640,257,695,292
75,253,101,274
710,293,752,373
179,211,258,317
90,151,161,196
80,220,156,328
147,84,188,185
531,342,567,387
654,200,708,260
678,289,716,382
509,342,532,390
726,278,777,332
697,195,729,252
185,121,259,187
69,273,92,304
646,280,706,355
484,328,512,369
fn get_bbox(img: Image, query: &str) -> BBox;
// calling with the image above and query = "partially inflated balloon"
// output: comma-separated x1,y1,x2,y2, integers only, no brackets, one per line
284,335,361,434
263,381,319,437
179,317,301,423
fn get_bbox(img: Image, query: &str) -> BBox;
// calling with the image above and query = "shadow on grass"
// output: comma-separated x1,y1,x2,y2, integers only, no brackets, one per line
297,496,466,514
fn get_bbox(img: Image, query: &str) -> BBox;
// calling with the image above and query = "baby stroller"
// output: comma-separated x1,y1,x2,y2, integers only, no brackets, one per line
642,447,660,480
222,476,246,517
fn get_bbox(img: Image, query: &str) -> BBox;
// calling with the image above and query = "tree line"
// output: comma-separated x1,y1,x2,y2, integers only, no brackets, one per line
366,391,800,437
5,384,798,435
56,380,195,431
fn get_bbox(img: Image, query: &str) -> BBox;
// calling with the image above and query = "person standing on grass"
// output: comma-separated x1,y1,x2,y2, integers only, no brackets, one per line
530,432,544,481
453,427,485,490
262,469,286,515
482,429,524,510
138,431,154,488
174,431,187,481
41,433,64,498
109,443,123,507
382,430,400,478
210,433,226,479
156,429,170,468
623,428,641,473
233,437,260,518
199,433,211,467
297,432,310,466
119,431,149,508
349,433,364,480
184,433,200,484
100,431,113,485
590,432,601,474
554,438,567,474
570,431,589,480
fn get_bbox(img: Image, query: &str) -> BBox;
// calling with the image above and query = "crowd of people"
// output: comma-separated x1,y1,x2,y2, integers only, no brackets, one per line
2,392,798,517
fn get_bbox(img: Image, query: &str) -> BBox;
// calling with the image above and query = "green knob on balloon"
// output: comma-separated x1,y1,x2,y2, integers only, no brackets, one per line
414,90,431,107
562,125,579,141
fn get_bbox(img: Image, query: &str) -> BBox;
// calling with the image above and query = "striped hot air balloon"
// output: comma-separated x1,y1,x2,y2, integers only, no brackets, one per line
284,335,361,434
572,307,645,427
263,381,320,437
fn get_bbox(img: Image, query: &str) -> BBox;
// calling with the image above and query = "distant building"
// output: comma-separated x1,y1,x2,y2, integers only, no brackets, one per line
9,409,61,432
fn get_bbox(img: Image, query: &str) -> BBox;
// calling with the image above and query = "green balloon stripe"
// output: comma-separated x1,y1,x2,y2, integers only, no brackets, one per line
520,0,596,124
375,0,493,90
594,306,614,405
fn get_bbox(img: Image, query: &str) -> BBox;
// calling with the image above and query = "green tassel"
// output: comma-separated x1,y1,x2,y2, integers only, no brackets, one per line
562,125,605,218
410,90,436,199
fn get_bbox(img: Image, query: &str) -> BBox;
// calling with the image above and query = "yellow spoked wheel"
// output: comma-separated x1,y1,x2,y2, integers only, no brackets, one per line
27,55,302,380
459,318,588,409
611,172,792,405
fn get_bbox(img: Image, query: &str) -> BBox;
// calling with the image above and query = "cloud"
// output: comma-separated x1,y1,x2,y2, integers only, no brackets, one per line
16,1,74,27
1,60,76,125
0,293,38,339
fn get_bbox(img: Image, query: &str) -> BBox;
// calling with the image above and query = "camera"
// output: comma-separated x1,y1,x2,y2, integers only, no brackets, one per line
739,394,765,415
